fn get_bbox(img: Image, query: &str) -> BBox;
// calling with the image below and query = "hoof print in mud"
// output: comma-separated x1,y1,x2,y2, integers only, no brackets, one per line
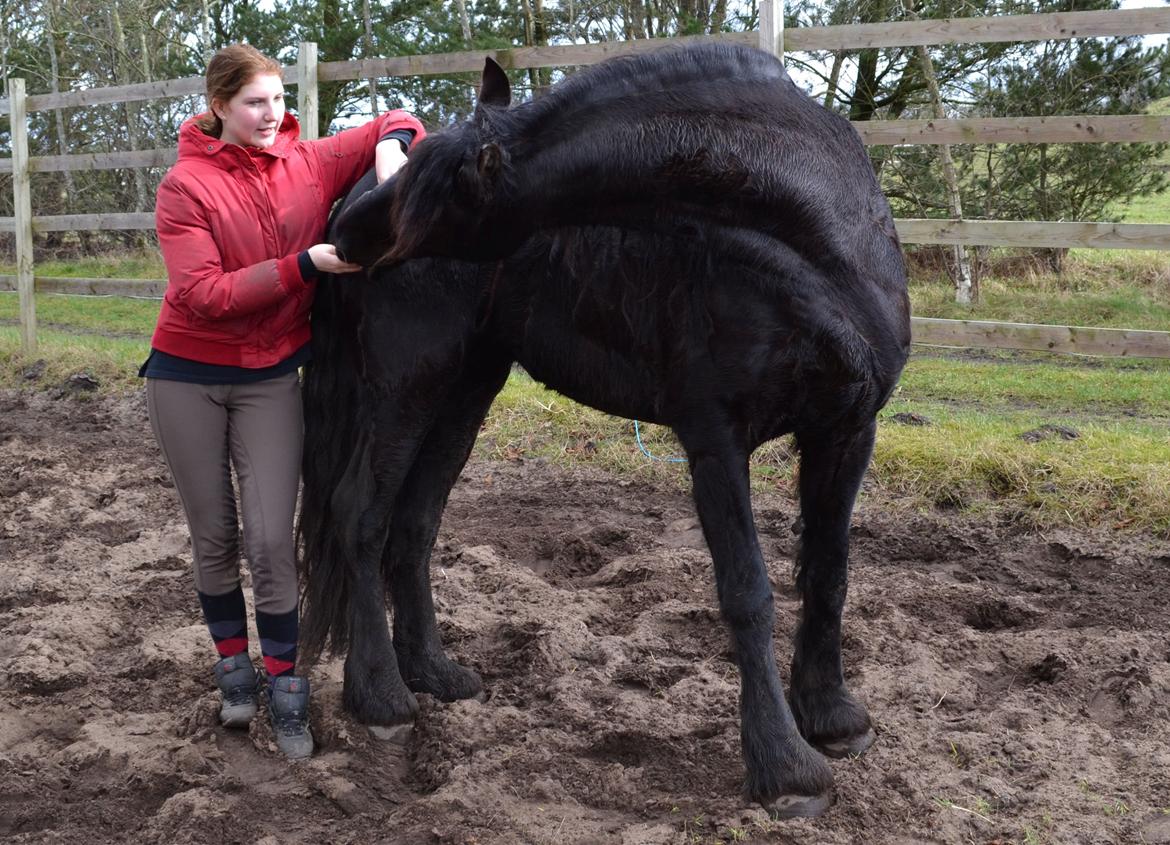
1027,653,1070,684
818,727,877,760
368,723,413,744
963,598,1038,631
764,790,836,820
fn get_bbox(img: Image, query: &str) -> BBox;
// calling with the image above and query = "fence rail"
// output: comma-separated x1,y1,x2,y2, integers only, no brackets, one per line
896,220,1170,250
5,214,1167,252
854,114,1170,145
912,318,1170,358
0,275,166,297
0,149,178,174
2,2,1169,357
314,9,1170,77
2,111,1166,180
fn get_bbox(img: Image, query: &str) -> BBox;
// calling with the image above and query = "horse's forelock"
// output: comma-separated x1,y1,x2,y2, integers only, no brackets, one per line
390,129,478,260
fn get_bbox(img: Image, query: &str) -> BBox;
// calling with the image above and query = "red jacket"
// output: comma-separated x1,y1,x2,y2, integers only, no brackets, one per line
151,109,425,367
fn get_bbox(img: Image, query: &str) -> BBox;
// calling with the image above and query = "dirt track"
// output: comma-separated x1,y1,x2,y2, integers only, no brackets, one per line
1,389,1169,844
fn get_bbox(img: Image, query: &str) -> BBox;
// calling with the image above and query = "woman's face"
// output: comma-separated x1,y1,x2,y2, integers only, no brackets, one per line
214,73,285,148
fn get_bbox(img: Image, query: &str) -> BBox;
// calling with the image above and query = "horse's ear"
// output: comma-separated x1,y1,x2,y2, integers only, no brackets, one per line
478,58,511,108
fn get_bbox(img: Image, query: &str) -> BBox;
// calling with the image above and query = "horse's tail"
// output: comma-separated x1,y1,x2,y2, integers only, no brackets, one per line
298,170,380,667
297,270,371,666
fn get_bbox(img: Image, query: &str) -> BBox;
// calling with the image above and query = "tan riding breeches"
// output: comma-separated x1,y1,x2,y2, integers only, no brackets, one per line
146,373,302,614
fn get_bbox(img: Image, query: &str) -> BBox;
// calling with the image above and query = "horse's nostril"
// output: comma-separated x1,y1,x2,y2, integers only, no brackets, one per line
336,248,348,263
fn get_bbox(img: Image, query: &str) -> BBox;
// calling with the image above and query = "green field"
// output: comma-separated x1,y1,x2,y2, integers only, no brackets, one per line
1105,96,1170,226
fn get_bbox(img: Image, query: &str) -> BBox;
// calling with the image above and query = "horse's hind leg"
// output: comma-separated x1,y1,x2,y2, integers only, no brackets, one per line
788,420,877,758
384,355,512,701
676,425,834,818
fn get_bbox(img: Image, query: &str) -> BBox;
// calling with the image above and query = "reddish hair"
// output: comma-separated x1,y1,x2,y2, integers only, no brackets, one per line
194,44,282,137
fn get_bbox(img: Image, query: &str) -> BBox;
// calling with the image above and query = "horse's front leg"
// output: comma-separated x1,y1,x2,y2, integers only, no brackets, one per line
386,353,512,701
679,429,834,818
342,417,429,726
788,421,877,758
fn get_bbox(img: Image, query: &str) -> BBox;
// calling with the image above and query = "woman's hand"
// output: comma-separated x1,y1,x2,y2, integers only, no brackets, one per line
375,138,408,184
308,243,362,274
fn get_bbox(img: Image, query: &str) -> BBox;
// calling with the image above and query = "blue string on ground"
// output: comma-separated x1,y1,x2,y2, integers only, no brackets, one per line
633,420,687,463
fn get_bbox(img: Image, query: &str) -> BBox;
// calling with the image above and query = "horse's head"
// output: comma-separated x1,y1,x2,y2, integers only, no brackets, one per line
331,59,520,268
328,171,400,267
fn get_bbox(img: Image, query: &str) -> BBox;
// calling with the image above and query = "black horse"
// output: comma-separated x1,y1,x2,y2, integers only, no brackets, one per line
300,42,911,817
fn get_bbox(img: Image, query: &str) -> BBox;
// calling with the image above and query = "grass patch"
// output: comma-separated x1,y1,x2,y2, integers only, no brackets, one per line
0,326,149,391
933,795,996,823
874,399,1170,534
1105,95,1170,226
895,353,1170,415
908,251,1170,330
0,249,166,279
477,371,692,489
911,278,1170,330
0,291,159,338
1111,186,1170,226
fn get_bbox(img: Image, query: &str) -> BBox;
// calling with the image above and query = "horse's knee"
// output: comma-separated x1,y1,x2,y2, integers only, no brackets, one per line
719,586,775,637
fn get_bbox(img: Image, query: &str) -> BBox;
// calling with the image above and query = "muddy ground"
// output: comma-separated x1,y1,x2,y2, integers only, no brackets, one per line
1,388,1168,845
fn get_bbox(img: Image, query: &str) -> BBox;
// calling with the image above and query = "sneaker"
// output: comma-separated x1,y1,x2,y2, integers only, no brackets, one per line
268,675,314,759
213,654,258,728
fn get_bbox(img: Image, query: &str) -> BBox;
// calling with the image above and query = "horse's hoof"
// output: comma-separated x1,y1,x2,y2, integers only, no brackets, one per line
342,675,419,727
763,789,834,819
818,727,876,759
397,651,483,703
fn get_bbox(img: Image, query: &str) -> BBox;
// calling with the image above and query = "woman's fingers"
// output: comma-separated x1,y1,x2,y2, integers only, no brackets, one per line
308,243,363,274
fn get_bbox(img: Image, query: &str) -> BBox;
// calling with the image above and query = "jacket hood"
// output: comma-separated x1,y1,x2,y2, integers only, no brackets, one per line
178,111,301,161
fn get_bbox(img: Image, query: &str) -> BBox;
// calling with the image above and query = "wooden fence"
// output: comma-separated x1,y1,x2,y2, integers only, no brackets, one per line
2,2,1169,357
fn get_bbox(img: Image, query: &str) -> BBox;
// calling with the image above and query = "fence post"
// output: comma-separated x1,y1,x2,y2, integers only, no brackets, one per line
10,78,36,356
297,42,319,141
759,0,785,62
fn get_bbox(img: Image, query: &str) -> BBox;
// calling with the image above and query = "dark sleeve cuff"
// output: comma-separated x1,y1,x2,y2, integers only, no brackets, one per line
378,128,416,154
298,250,319,281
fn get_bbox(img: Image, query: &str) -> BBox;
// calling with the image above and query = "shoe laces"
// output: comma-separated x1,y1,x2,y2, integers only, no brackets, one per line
272,705,309,735
269,683,309,735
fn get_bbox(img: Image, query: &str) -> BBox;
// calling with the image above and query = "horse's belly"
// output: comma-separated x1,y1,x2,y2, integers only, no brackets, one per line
518,334,673,424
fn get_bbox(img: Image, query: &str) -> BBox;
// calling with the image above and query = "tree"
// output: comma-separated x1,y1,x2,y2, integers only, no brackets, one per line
965,13,1170,270
792,0,1169,278
3,0,1166,270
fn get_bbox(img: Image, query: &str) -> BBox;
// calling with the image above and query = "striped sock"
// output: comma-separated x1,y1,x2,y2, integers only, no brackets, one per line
198,586,249,658
255,607,298,678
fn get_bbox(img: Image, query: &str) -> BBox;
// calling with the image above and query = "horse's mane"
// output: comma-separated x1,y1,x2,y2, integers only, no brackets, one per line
491,42,789,139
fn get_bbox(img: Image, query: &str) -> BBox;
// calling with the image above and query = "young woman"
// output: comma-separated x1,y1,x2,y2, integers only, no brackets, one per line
142,43,424,758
